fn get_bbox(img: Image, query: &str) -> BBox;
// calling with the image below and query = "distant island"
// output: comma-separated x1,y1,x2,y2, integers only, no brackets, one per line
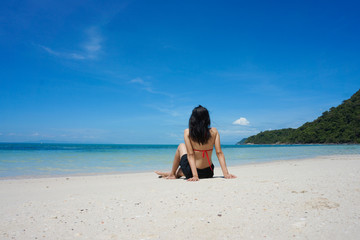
238,89,360,144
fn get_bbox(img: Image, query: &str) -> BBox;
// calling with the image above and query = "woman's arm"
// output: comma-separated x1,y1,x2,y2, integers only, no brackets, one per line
213,128,236,179
184,129,199,181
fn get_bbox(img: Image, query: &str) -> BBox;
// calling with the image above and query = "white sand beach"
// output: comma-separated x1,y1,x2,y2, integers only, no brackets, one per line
1,154,360,239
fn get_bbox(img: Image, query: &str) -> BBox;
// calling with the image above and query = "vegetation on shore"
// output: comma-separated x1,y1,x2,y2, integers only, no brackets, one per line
240,89,360,144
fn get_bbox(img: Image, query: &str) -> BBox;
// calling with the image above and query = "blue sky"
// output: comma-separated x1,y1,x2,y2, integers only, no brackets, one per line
0,0,359,144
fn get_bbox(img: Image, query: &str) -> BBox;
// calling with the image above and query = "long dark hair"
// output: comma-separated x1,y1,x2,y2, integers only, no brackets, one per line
189,105,211,145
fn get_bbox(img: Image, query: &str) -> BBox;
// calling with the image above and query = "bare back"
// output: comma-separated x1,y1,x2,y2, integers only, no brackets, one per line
184,127,222,169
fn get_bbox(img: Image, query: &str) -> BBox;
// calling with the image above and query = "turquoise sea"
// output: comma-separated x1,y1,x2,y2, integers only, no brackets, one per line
0,143,360,178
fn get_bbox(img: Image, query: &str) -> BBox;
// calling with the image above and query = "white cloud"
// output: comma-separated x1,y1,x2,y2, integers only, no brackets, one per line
130,77,147,85
40,45,86,60
232,117,250,126
82,26,102,59
130,77,174,98
40,26,102,60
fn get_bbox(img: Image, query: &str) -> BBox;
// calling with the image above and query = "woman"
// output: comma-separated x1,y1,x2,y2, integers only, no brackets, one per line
155,105,236,181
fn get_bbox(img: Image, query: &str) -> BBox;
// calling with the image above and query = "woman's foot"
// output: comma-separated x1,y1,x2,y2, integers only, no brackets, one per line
154,171,170,178
165,174,176,179
155,171,178,179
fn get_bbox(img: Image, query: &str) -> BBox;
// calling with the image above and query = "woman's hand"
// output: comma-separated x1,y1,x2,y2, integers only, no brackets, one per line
224,173,237,179
187,176,199,181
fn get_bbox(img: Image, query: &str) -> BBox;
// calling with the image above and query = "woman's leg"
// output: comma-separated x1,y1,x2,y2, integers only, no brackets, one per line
171,143,187,179
155,143,187,179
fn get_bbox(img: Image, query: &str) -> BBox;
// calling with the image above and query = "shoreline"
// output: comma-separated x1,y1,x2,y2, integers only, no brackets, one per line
1,154,359,239
1,153,359,181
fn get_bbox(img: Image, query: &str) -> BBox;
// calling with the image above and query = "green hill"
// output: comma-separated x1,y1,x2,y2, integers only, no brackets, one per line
243,89,360,144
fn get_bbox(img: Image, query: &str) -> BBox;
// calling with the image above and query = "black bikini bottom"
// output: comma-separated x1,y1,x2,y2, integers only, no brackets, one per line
179,154,214,179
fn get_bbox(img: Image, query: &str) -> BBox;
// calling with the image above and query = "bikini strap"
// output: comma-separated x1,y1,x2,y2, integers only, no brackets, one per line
193,149,213,172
